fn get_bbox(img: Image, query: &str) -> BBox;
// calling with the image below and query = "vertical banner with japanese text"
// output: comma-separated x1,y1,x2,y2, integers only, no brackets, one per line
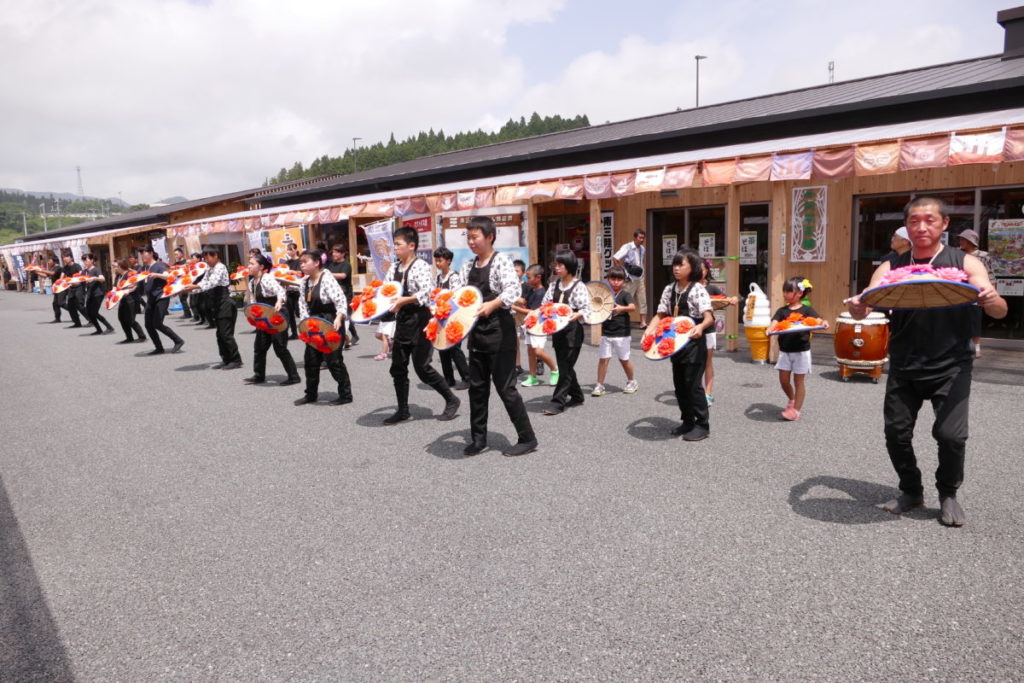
361,218,396,280
790,186,827,262
600,210,615,274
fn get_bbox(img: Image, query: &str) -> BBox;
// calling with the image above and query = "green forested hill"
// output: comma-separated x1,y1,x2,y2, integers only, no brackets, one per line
264,112,590,186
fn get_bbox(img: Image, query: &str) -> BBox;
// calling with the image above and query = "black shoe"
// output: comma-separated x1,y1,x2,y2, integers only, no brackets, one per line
279,376,301,386
514,366,525,376
171,341,184,353
565,399,585,409
89,330,104,336
939,496,966,527
438,397,460,421
293,396,315,406
146,349,165,356
211,363,225,369
463,442,488,456
503,438,538,457
672,423,695,437
881,493,925,515
454,381,469,391
343,344,352,350
135,336,148,343
243,376,266,385
66,324,83,328
682,426,710,441
288,334,298,340
383,411,412,426
117,339,134,344
48,320,61,324
543,405,564,416
329,397,353,406
221,361,243,370
103,328,115,334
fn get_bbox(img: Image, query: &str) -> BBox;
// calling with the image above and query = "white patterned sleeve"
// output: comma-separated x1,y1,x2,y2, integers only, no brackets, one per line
493,254,521,309
261,276,286,304
571,280,592,317
541,281,556,305
297,280,310,320
448,270,464,290
408,260,433,307
690,283,712,316
320,272,348,314
459,259,473,286
199,262,229,291
656,284,674,315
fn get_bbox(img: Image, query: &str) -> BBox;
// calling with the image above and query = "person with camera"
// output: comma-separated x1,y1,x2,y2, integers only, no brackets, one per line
613,229,648,328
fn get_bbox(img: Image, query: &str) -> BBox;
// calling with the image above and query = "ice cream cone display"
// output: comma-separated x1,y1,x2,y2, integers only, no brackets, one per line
641,316,696,360
426,286,483,351
245,302,288,334
298,317,343,354
743,282,772,364
861,264,978,310
525,301,573,337
584,281,615,325
103,288,127,310
768,312,828,336
350,280,402,323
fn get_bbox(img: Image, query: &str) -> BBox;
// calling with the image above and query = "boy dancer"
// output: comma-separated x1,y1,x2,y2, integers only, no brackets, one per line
433,246,469,390
183,246,241,369
459,217,537,456
513,264,557,387
139,246,185,356
382,227,460,425
592,266,638,396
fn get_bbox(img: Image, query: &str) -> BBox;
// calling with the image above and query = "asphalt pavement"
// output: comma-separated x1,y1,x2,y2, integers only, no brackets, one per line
2,291,1023,681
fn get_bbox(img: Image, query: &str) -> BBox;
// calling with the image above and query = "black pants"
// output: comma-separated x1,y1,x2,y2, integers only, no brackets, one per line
215,306,242,364
883,363,971,498
551,335,584,408
439,344,469,386
178,293,192,318
348,316,360,343
286,291,300,337
672,346,709,430
253,330,298,380
190,292,205,322
118,301,145,341
303,344,351,401
85,295,114,333
51,295,62,321
468,315,534,446
64,292,83,325
144,298,183,351
390,335,454,411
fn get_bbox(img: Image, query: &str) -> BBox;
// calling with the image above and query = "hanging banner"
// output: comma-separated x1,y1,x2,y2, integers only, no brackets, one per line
771,152,813,181
634,168,666,193
556,178,585,200
702,159,736,186
662,164,697,189
733,156,771,183
855,142,900,175
184,234,202,255
812,147,855,179
361,218,396,280
739,231,758,265
600,210,615,275
949,130,1006,165
267,227,305,265
245,231,264,256
790,186,827,262
584,175,613,199
1004,127,1024,162
899,136,950,170
988,218,1024,277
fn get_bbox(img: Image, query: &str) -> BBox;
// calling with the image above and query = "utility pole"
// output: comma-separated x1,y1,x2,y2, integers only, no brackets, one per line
695,55,707,107
828,60,835,84
40,203,47,231
352,137,362,174
76,165,84,197
21,212,28,236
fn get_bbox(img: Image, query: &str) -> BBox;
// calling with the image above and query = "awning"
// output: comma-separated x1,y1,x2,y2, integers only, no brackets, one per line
0,222,166,259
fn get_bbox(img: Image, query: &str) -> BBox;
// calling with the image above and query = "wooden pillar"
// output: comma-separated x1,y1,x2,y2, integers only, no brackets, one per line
768,182,789,363
588,198,602,345
725,184,740,352
526,201,539,266
348,217,360,289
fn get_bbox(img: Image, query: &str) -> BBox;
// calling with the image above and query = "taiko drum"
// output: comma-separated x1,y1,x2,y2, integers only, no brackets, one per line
833,312,889,382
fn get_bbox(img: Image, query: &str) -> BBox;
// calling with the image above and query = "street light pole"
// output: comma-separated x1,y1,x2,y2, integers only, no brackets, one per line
695,55,707,107
21,212,28,236
40,203,47,231
352,137,362,174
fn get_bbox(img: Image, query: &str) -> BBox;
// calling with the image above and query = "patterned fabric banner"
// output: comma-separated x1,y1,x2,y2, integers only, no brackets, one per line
899,136,949,170
662,164,697,189
812,147,855,179
494,186,518,205
361,218,395,280
584,175,613,199
949,129,1006,165
531,181,559,198
855,142,900,175
457,190,476,210
771,152,812,181
556,178,585,199
790,186,827,262
393,198,412,216
475,188,495,208
1003,127,1024,162
733,156,771,182
439,194,458,212
702,159,736,186
634,168,666,192
610,172,636,196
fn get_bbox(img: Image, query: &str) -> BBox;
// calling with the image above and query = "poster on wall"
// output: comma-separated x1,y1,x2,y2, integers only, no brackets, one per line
600,210,614,276
401,215,435,263
245,230,265,257
267,227,305,266
662,235,677,265
361,218,396,280
790,186,827,262
441,210,528,273
740,231,758,265
698,233,716,258
988,218,1024,277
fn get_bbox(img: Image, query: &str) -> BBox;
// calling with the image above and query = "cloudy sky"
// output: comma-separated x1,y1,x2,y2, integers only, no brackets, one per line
0,0,1011,204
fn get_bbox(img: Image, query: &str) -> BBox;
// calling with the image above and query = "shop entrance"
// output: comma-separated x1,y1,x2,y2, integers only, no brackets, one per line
739,203,770,320
536,212,591,280
649,205,726,312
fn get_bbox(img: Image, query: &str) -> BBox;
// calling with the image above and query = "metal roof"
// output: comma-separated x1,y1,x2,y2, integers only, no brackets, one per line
258,54,1024,205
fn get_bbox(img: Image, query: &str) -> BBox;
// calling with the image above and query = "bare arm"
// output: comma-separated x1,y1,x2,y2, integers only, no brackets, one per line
964,253,1008,319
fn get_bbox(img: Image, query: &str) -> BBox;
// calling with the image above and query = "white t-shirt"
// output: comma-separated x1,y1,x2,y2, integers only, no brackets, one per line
614,242,645,280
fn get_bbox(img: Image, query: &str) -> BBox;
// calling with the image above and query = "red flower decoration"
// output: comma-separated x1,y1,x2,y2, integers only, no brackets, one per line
430,288,442,301
435,290,453,303
801,317,820,327
657,338,676,357
540,302,555,317
785,312,803,323
542,319,557,334
317,345,331,354
325,331,342,345
434,299,452,321
674,318,694,335
269,315,285,326
555,304,571,317
380,283,399,297
656,317,674,335
162,285,174,295
369,280,383,287
641,334,654,351
248,306,262,317
445,321,464,345
458,289,478,308
361,299,377,318
424,318,439,342
298,332,311,343
524,313,539,329
773,321,793,331
307,320,320,332
350,295,362,310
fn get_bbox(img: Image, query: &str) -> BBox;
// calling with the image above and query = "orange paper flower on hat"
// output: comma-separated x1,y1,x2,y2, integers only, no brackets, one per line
248,306,262,317
802,317,820,327
369,280,382,287
350,295,362,310
555,304,571,317
524,313,539,329
317,345,331,354
435,290,453,303
307,320,320,332
657,338,675,357
774,321,792,331
362,286,377,299
380,283,399,297
424,318,439,342
458,289,478,307
641,334,654,351
445,320,464,344
361,299,377,318
540,302,555,317
325,331,342,345
674,318,694,334
298,332,311,343
434,299,452,321
269,315,285,326
162,285,174,296
542,319,557,335
785,312,803,323
656,317,674,335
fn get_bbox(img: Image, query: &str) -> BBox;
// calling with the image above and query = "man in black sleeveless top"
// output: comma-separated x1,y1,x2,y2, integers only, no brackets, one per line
849,197,1007,527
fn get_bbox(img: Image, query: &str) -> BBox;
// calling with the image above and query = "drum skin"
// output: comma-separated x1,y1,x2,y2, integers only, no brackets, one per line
834,312,889,381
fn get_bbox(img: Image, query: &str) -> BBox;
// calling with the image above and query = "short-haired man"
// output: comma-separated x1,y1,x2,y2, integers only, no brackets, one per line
848,197,1007,526
139,246,185,355
613,229,647,327
183,246,242,369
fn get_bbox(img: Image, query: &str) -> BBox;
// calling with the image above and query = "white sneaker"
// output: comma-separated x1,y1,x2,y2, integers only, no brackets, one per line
591,383,607,397
623,379,639,394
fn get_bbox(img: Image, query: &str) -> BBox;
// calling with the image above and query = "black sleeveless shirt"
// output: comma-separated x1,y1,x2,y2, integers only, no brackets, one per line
888,247,973,374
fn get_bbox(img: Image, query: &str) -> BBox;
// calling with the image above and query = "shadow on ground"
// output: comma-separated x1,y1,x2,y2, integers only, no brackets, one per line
787,475,932,525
